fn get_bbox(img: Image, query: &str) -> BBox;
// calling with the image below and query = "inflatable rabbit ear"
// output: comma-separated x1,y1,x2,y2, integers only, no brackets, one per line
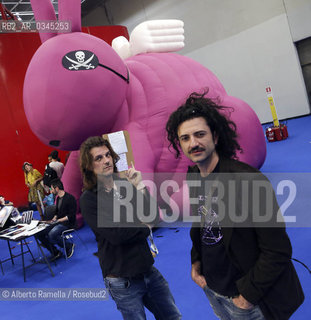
58,0,81,33
30,0,81,43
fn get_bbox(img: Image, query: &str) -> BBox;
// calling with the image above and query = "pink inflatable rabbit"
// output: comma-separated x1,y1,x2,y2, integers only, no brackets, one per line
24,0,266,214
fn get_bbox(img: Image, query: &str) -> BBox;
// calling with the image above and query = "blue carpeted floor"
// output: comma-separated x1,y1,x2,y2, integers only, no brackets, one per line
0,116,310,320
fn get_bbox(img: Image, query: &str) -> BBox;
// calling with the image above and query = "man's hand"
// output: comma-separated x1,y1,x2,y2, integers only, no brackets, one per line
46,219,57,224
232,294,254,310
191,261,207,289
125,162,145,190
46,216,58,224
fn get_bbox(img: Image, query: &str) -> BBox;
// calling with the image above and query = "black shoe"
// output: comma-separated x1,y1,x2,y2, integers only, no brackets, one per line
66,243,75,259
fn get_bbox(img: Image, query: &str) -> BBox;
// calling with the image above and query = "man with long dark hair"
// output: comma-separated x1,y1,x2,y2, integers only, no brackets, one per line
79,136,181,320
166,91,304,320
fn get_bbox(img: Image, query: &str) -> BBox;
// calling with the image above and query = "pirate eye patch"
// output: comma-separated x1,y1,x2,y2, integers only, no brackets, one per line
62,50,98,70
62,50,129,83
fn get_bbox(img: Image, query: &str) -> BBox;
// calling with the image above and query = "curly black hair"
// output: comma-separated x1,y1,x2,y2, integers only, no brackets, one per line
166,91,242,159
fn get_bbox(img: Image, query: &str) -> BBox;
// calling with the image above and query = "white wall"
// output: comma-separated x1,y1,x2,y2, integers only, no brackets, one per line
283,0,311,42
82,0,311,122
187,14,309,122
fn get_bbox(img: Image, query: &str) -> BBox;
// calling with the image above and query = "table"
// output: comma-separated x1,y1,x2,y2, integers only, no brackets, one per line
0,222,55,281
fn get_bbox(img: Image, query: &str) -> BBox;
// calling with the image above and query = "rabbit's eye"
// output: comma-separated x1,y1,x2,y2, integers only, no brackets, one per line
62,50,129,83
62,50,99,71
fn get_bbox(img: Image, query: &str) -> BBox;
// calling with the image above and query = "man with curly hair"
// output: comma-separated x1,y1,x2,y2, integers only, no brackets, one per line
166,91,304,320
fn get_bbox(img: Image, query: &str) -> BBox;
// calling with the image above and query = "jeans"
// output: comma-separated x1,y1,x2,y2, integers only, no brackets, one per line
104,266,181,320
36,223,70,254
203,285,265,320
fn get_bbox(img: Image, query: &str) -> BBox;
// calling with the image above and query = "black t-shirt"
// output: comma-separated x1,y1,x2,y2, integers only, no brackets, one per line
196,164,241,297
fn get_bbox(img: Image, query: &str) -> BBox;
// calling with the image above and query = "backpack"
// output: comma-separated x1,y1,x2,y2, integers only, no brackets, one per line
43,164,58,187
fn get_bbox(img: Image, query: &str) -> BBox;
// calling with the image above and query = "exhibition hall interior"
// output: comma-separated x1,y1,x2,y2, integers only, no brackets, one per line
0,0,310,319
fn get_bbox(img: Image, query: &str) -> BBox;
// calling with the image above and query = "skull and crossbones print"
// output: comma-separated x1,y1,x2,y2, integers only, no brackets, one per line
64,50,96,70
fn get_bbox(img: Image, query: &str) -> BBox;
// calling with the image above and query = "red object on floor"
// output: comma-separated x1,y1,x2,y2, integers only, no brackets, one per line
280,123,288,139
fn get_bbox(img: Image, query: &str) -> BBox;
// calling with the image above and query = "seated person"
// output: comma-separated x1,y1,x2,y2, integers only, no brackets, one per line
0,196,34,231
43,193,55,207
0,195,13,208
36,179,76,260
42,192,56,221
0,195,18,229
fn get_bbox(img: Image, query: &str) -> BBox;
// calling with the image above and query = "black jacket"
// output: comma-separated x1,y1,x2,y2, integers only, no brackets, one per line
55,192,77,228
80,177,159,278
188,158,304,320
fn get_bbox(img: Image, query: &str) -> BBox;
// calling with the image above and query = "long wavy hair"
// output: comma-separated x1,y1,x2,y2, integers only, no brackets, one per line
22,162,34,183
22,161,33,173
166,91,242,159
79,136,120,190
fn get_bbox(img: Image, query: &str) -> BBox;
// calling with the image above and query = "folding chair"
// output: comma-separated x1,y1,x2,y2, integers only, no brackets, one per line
61,227,86,260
